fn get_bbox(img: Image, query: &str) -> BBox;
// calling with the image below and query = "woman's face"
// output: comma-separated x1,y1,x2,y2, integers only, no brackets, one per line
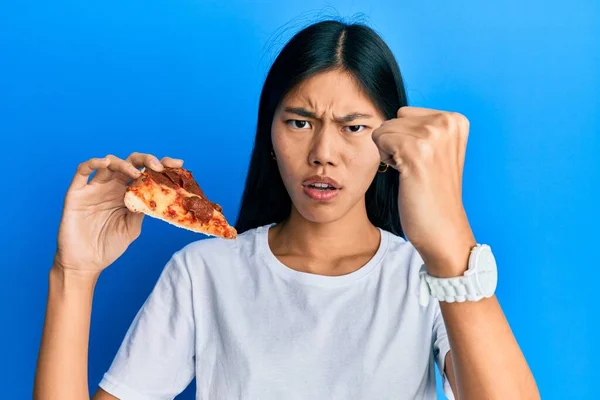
271,69,386,224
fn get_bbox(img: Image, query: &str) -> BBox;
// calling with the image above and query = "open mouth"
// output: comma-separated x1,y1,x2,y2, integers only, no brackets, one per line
305,183,337,191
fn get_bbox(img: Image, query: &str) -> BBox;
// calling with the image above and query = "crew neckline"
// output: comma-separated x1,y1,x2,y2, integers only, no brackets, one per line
257,223,389,288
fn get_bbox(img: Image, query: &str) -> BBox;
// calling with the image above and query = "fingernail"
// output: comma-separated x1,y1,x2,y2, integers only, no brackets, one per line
152,160,163,169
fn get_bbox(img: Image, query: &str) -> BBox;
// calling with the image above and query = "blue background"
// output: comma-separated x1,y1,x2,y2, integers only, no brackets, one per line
1,0,597,398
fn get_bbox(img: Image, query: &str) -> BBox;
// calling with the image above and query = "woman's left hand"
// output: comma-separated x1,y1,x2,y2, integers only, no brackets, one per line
372,106,477,277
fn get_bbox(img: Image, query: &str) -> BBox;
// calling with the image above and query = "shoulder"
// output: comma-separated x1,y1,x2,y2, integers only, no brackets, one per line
381,230,428,295
383,230,424,273
174,226,258,262
385,231,452,321
168,224,266,279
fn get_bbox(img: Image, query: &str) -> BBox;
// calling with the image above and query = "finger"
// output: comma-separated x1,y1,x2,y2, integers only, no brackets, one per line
372,123,419,152
373,131,402,163
396,106,442,118
70,157,111,190
91,165,114,183
91,153,119,183
378,139,410,173
126,152,164,171
91,154,142,184
160,156,184,168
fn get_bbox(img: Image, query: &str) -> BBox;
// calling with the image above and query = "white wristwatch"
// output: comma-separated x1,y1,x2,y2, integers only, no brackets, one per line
418,244,498,307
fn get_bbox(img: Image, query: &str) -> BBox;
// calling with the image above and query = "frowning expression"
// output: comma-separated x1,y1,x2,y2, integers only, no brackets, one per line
271,69,386,223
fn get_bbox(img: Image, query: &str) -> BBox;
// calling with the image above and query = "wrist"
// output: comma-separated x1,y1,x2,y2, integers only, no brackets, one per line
419,239,477,278
49,264,101,290
423,256,469,278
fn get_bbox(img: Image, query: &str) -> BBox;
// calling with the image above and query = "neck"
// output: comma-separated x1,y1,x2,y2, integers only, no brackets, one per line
268,200,381,274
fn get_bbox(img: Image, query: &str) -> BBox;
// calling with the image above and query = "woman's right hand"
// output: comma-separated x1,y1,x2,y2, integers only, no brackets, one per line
53,152,184,277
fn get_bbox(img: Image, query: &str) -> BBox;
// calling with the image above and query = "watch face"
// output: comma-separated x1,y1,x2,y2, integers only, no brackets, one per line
475,245,498,297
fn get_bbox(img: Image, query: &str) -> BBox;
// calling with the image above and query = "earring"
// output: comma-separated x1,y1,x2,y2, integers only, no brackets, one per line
271,149,276,160
378,162,388,173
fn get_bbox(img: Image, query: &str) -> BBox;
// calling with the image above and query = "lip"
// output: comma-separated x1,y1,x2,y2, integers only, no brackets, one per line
302,185,340,201
301,175,342,189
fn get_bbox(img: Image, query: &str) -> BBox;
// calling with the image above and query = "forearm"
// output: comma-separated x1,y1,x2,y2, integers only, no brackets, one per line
440,296,539,399
421,231,539,400
34,265,99,400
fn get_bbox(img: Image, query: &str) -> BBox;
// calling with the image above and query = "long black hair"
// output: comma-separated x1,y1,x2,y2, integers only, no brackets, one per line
235,19,407,237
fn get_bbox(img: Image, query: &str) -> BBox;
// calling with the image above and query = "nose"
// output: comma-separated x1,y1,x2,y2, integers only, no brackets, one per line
308,126,339,167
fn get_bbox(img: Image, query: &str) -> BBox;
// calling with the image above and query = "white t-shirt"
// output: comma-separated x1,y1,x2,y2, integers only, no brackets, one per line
99,223,454,400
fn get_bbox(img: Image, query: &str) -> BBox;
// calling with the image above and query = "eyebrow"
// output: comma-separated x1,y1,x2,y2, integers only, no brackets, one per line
282,107,374,123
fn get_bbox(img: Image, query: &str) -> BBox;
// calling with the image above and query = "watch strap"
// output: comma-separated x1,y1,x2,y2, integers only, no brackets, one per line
418,265,483,307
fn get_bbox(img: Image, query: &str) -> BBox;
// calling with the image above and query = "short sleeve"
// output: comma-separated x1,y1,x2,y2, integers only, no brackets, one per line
98,253,196,400
432,301,455,400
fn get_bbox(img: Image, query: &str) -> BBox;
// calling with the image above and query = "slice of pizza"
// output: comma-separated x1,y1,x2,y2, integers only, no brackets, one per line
124,166,237,239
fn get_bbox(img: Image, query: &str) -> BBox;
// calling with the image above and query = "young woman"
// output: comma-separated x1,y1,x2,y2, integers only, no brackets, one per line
34,20,539,399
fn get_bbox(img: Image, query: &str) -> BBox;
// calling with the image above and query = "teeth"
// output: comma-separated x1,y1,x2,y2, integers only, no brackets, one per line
311,182,332,188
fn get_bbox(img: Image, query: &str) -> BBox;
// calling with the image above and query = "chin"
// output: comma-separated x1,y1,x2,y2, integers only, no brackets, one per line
285,184,359,224
293,199,348,224
302,213,339,224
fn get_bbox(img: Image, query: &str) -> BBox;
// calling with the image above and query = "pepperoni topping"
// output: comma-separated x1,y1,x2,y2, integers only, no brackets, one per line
146,167,222,220
182,196,214,223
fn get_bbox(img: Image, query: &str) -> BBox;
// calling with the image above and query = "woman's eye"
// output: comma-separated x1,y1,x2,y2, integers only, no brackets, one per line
286,120,312,129
345,125,366,133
